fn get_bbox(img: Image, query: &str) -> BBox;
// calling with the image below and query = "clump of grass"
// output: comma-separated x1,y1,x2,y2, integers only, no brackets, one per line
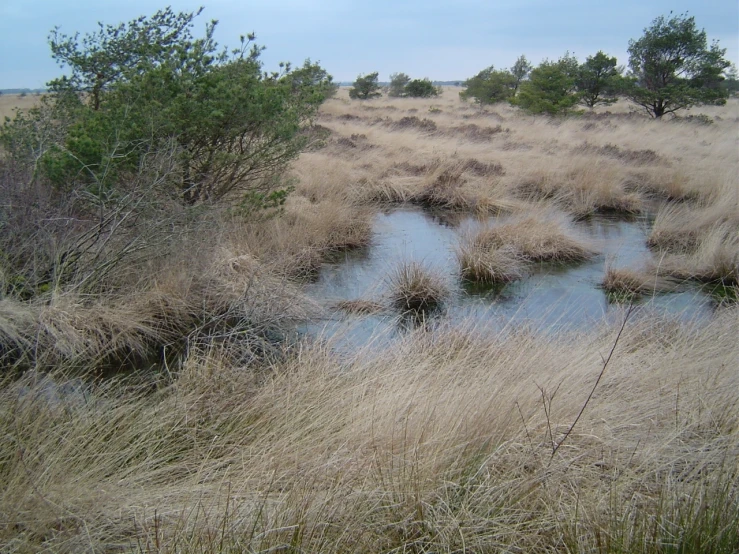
479,210,597,263
516,163,644,218
601,263,679,299
656,223,739,285
647,201,738,254
456,241,526,284
387,261,448,312
646,203,702,251
456,209,595,284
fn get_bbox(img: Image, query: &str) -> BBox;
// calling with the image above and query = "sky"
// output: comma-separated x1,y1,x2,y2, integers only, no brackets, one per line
1,0,737,89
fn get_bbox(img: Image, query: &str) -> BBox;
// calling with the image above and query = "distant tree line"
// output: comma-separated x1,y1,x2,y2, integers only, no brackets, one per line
349,72,441,99
348,13,735,118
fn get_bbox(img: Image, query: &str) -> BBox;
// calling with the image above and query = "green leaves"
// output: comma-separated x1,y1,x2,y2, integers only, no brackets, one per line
404,78,440,98
626,12,731,117
576,51,622,108
34,6,334,205
460,66,517,105
349,72,382,100
388,73,411,97
512,54,580,115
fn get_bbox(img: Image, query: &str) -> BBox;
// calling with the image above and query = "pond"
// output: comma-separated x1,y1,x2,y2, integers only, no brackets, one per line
300,206,718,348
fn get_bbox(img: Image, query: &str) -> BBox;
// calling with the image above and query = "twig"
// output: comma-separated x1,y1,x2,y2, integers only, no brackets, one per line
550,303,634,461
516,401,534,453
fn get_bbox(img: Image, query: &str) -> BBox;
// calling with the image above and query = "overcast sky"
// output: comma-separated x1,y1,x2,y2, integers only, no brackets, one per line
1,0,737,89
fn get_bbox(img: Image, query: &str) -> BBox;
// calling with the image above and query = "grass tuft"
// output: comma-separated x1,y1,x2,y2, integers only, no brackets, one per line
456,241,526,284
601,264,679,298
387,261,449,312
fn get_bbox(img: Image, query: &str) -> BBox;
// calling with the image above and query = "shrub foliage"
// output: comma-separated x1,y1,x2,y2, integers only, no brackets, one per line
0,7,333,296
625,13,730,117
349,72,382,99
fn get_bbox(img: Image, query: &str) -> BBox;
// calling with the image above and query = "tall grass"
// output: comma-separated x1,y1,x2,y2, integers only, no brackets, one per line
1,308,737,551
601,263,679,298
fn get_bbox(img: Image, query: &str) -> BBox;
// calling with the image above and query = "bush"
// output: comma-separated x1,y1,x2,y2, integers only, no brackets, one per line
460,66,517,104
404,78,440,98
388,72,411,97
0,7,333,295
349,72,382,99
512,54,580,115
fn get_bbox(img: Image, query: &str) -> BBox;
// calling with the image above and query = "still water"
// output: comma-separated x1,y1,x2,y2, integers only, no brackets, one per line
301,207,717,347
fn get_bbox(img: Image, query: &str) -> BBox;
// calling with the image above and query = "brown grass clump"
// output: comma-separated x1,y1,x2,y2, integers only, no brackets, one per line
480,209,597,263
456,241,526,284
456,209,596,284
516,162,644,218
646,184,739,286
647,199,738,253
601,263,679,298
246,197,373,279
0,242,319,371
656,223,739,285
387,261,449,312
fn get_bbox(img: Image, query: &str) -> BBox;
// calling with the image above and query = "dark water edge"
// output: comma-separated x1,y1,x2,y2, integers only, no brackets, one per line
299,206,719,350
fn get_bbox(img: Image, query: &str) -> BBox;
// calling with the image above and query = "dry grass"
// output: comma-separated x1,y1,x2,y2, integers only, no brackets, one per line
656,223,739,285
1,308,737,552
2,88,738,551
0,93,41,120
601,263,679,297
455,209,595,285
387,260,449,312
478,208,597,262
334,299,385,315
456,240,526,284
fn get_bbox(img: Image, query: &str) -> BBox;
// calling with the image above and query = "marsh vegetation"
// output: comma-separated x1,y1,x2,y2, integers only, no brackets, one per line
1,61,738,554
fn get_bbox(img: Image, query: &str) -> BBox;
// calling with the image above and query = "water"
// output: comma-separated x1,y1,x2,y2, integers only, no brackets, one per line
301,207,717,347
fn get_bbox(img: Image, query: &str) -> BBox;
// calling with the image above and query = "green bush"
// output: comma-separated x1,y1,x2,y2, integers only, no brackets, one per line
388,72,411,97
405,78,440,98
349,72,382,99
511,54,580,115
460,66,517,104
33,7,334,205
625,13,730,117
0,7,333,295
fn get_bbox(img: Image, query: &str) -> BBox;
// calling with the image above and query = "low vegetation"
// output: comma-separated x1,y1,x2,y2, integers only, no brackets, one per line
1,308,737,551
601,263,679,299
387,260,449,312
457,240,525,284
1,7,738,551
